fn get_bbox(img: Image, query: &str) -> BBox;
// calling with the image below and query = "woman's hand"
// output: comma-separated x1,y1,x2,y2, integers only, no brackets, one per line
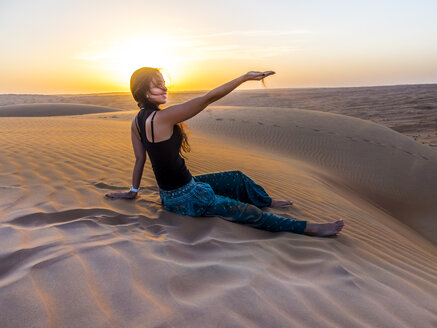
244,71,275,81
105,190,137,199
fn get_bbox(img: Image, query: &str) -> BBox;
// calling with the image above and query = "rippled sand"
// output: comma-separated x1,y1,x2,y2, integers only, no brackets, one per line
0,92,436,327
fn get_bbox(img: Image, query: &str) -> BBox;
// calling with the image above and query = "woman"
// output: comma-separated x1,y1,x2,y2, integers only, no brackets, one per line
106,67,344,237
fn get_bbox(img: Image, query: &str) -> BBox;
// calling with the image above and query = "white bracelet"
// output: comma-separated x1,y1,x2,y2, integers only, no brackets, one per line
130,186,139,192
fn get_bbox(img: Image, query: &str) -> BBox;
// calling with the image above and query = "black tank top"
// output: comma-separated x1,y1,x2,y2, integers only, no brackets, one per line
136,109,192,191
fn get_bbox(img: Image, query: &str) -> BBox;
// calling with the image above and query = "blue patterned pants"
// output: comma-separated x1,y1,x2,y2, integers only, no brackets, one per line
159,170,307,234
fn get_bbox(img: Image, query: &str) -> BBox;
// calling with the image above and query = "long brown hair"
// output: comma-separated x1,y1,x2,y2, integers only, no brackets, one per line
130,67,191,159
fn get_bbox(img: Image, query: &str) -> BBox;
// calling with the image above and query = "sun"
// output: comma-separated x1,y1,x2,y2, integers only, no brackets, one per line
101,35,182,90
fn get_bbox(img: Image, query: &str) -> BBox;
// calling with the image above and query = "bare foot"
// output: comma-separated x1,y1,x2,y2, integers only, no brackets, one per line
304,219,344,237
270,199,293,207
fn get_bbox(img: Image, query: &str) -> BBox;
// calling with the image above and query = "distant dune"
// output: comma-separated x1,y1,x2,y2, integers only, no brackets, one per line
0,103,120,117
2,83,436,146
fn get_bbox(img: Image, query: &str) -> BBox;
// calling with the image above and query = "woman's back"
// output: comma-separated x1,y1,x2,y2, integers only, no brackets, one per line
136,109,192,191
142,109,174,143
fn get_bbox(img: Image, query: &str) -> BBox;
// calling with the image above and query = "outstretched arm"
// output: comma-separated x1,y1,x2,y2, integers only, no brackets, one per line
206,71,275,104
160,71,275,126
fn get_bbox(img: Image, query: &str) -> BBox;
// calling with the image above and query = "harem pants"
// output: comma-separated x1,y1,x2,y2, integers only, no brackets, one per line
159,170,307,234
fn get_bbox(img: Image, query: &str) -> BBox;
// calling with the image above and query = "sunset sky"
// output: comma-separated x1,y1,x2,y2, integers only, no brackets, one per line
0,0,436,94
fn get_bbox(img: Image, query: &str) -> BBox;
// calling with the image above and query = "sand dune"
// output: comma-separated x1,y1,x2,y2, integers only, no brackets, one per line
188,105,437,244
2,83,436,147
0,102,436,327
0,103,120,117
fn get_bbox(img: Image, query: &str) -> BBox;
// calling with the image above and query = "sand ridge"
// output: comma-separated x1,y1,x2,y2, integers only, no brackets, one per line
187,105,437,243
0,103,121,117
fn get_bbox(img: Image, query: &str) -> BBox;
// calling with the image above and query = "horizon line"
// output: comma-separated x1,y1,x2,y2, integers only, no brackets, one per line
1,82,436,96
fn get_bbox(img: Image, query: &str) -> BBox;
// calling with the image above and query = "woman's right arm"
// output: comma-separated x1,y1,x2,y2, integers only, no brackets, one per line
105,117,146,200
160,71,275,126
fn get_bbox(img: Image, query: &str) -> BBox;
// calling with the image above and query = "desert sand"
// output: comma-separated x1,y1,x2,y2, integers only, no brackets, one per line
0,85,436,327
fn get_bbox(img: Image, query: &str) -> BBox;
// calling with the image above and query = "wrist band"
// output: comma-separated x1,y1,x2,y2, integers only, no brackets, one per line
130,186,139,192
